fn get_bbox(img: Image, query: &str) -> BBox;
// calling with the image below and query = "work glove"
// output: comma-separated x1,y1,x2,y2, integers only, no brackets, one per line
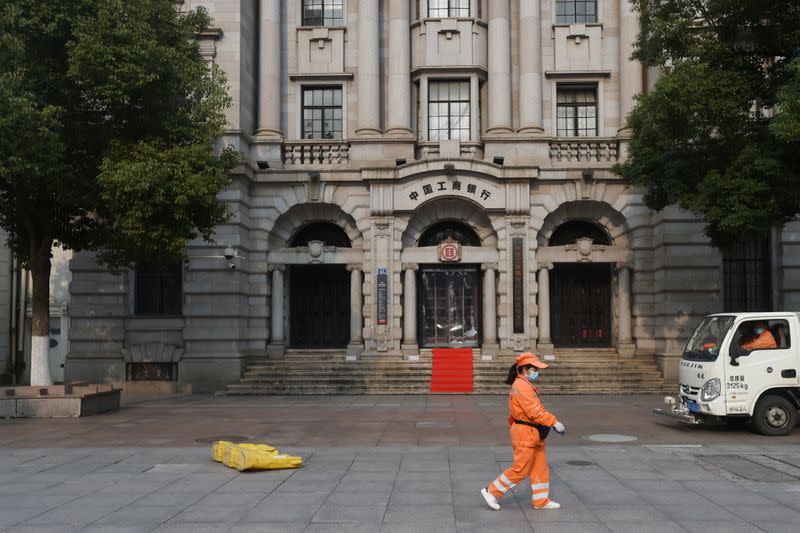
553,421,566,435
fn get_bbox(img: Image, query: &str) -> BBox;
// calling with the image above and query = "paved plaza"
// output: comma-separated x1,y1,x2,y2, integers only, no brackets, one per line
1,394,800,532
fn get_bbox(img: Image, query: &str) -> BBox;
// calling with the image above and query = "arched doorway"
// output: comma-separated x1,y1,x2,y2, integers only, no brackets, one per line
418,221,482,348
548,221,613,347
288,222,351,348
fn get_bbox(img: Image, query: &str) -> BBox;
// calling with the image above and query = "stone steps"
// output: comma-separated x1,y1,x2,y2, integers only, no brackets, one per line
224,349,669,395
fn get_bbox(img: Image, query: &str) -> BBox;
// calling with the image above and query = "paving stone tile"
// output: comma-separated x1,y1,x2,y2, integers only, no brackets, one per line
383,503,454,523
655,503,739,521
523,522,611,533
311,503,388,523
89,504,178,526
587,504,668,522
725,504,800,522
238,502,320,523
228,524,306,533
170,503,254,524
678,520,765,533
383,523,457,533
602,520,686,532
150,523,232,533
752,521,799,533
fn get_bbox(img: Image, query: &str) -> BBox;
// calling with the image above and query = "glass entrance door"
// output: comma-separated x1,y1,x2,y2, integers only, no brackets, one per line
419,267,480,348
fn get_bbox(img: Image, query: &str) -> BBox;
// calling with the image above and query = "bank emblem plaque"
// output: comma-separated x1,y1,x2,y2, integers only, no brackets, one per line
438,239,461,262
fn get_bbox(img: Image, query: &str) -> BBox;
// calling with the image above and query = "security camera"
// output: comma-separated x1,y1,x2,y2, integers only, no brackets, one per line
223,245,235,261
228,261,237,270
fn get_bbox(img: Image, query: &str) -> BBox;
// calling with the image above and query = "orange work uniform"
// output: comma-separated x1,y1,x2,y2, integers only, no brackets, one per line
487,376,557,508
741,330,777,350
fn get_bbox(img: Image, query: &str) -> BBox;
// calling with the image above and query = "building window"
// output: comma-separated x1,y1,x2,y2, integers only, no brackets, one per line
428,0,469,18
548,220,611,246
290,222,352,248
126,362,178,381
556,86,597,137
302,0,344,27
555,0,597,24
135,261,183,315
723,238,772,312
419,221,481,247
428,80,470,141
302,86,343,139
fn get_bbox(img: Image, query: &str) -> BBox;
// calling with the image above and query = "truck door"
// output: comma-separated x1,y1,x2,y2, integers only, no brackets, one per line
725,318,799,414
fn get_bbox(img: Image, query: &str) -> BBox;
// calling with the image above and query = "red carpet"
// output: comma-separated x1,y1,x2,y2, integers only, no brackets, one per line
430,348,474,393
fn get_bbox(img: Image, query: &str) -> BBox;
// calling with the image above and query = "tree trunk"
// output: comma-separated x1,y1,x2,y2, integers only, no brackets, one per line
29,241,53,386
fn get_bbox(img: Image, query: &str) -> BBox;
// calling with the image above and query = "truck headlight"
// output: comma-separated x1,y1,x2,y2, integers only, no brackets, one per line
700,378,721,402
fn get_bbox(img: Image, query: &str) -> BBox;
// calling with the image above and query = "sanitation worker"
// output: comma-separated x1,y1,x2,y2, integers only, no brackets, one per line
481,352,565,511
740,322,777,350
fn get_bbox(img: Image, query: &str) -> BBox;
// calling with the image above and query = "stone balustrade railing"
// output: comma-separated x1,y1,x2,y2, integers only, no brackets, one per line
548,140,619,162
283,140,350,165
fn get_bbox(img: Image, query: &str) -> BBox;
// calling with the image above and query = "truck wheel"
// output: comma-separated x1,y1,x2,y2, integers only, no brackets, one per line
752,395,796,436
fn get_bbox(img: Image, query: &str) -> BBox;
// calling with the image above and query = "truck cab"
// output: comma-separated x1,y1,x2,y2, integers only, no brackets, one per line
655,312,800,435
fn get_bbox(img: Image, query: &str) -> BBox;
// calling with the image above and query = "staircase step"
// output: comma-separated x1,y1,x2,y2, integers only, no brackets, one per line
224,349,668,395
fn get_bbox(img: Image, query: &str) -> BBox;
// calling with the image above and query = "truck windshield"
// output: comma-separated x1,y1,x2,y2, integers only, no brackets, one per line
683,316,735,362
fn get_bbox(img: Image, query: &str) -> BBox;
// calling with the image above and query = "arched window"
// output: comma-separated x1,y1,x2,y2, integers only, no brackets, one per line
548,220,611,246
419,221,481,247
289,222,351,247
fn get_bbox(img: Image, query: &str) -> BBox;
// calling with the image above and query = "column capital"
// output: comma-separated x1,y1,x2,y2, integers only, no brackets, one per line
537,262,553,271
346,264,363,272
268,264,286,272
616,261,631,270
481,263,498,271
402,263,419,271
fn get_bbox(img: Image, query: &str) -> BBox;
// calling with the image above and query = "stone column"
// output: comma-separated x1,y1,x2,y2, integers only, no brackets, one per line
347,265,363,356
267,265,285,356
617,262,635,357
482,264,499,353
518,0,543,134
386,0,412,136
256,0,282,139
537,263,554,353
401,264,418,353
619,0,642,135
487,0,512,134
356,0,381,136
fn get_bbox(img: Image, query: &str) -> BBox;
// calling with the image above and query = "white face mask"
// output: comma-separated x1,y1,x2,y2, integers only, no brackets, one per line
527,370,539,382
755,327,765,335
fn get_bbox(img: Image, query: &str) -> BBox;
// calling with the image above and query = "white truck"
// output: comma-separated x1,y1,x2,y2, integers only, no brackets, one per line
655,312,800,436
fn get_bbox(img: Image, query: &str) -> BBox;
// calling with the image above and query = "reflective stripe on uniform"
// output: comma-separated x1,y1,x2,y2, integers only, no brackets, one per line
530,483,549,491
500,474,516,488
532,493,549,501
493,480,509,494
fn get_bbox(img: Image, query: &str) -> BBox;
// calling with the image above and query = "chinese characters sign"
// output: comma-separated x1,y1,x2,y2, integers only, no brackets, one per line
376,268,388,325
394,177,502,210
512,238,524,334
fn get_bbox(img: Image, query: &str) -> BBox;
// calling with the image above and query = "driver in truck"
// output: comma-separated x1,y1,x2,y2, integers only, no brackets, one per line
739,321,777,351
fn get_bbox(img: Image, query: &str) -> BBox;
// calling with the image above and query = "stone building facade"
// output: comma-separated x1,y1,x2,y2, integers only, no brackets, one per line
65,0,800,392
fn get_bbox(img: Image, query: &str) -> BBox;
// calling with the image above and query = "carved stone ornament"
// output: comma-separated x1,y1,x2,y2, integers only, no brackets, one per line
438,238,461,263
513,335,526,351
308,240,324,262
577,237,593,259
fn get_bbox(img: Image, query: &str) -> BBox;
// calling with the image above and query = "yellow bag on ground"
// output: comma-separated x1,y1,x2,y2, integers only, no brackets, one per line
227,446,303,472
211,441,277,463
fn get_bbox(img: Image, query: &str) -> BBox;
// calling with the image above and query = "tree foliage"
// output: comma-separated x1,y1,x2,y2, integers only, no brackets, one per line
614,0,800,247
0,0,236,268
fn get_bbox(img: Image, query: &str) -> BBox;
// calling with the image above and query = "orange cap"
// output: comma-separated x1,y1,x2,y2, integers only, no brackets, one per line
516,352,549,369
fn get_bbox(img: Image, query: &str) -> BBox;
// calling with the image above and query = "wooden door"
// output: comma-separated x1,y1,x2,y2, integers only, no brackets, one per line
550,263,611,347
289,265,350,348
